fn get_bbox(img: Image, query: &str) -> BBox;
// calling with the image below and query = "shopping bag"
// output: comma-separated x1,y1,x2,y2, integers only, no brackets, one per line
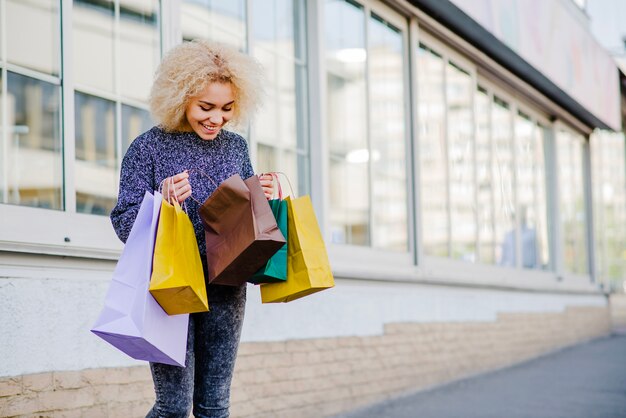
199,174,286,286
150,196,208,315
248,198,288,284
260,194,335,303
91,191,189,367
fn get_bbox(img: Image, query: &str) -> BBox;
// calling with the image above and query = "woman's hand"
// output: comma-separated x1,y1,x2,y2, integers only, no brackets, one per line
258,173,274,200
162,171,192,203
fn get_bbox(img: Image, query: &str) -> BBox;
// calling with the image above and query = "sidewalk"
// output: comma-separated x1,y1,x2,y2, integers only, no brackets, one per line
336,333,626,418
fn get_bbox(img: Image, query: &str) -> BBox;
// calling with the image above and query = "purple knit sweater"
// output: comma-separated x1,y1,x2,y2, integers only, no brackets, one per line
110,126,255,297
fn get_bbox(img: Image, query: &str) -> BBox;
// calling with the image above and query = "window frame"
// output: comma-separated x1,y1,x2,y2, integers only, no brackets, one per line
412,30,595,290
322,0,415,267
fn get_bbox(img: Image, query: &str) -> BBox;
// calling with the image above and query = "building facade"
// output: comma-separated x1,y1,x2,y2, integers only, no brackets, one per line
0,0,624,416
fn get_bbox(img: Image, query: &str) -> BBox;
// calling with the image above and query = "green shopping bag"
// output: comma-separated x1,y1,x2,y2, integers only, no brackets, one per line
249,174,288,284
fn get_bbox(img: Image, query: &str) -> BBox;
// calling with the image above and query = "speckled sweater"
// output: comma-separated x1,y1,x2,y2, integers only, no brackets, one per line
110,126,254,299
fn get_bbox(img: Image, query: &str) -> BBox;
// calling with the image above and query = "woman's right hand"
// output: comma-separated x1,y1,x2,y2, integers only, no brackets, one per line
162,171,192,203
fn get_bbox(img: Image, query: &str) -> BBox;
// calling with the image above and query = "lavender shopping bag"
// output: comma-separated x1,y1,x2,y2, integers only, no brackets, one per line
91,191,189,367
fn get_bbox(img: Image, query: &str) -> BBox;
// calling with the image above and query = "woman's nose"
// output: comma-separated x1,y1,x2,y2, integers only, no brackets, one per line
209,114,223,125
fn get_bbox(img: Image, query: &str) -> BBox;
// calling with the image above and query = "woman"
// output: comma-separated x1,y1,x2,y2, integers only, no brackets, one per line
110,40,272,418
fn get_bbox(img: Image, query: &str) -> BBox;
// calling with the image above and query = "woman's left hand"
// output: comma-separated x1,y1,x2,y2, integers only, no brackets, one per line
258,174,273,200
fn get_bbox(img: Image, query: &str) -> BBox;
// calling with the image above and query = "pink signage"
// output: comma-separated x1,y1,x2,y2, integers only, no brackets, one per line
451,0,621,130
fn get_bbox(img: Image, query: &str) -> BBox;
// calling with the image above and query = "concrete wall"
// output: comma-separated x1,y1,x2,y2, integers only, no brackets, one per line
0,305,610,417
0,252,607,377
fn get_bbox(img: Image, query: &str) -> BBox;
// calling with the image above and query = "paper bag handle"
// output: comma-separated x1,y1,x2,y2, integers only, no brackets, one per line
263,171,295,198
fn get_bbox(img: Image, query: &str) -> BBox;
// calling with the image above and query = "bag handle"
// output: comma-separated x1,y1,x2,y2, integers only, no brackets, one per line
158,176,189,212
263,171,295,198
185,168,220,205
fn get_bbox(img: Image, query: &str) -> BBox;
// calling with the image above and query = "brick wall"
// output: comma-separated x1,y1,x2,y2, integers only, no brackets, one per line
0,306,610,418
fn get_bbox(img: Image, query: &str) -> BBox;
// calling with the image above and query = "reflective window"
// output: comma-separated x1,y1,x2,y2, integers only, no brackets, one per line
515,113,549,269
591,130,626,290
7,0,60,76
73,0,115,93
417,44,448,257
75,92,117,215
122,104,154,155
475,87,495,263
326,0,368,246
369,14,408,251
447,62,475,261
119,0,160,102
73,0,160,214
251,0,309,198
326,0,409,250
3,72,62,209
182,0,246,50
557,129,587,274
492,97,515,266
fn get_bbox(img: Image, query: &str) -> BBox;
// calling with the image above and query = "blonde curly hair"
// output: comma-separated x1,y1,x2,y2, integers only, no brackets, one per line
150,40,265,132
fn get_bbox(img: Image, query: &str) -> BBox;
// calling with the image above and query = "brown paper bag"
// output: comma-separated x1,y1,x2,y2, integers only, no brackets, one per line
199,174,286,286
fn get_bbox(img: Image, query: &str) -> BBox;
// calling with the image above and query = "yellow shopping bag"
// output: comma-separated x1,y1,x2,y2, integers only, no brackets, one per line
150,197,209,315
260,195,334,303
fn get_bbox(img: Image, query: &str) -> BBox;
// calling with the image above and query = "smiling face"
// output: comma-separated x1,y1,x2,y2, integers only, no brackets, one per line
185,81,235,140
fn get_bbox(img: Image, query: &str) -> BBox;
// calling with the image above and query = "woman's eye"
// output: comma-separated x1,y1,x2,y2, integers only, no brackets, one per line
223,107,233,112
199,106,211,111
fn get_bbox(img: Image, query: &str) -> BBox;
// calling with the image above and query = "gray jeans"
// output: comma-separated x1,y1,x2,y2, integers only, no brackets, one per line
146,285,246,418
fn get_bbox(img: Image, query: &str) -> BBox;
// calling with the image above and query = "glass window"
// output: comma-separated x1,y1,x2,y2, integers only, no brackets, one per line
73,0,160,215
251,0,309,197
326,0,368,246
475,87,495,263
369,14,408,251
182,0,246,50
535,124,550,269
417,44,448,257
515,113,549,269
326,1,409,250
591,130,626,290
75,92,117,215
119,0,160,102
557,129,587,274
492,97,515,266
73,0,115,93
447,62,475,261
6,0,61,76
3,72,62,209
122,104,154,155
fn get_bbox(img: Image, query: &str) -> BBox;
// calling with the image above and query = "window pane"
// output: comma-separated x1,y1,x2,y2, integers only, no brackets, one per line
591,131,626,290
417,44,448,257
122,104,154,155
447,62,475,261
3,72,62,209
326,0,368,246
557,129,588,274
252,0,308,197
369,14,408,251
535,125,550,269
182,0,246,50
73,0,115,93
475,88,495,263
492,98,515,266
252,0,295,58
7,0,60,76
75,92,117,215
515,113,549,269
119,0,160,101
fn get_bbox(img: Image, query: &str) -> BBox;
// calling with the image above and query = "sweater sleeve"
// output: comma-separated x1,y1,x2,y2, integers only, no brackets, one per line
110,135,156,243
239,135,255,180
